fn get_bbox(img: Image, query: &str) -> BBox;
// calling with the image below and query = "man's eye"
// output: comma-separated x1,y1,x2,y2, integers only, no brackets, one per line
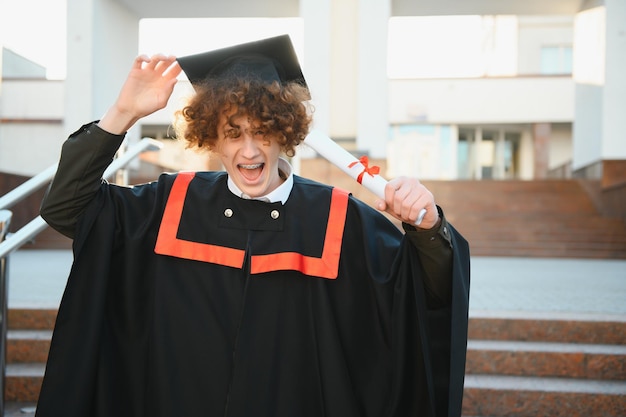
254,129,266,136
225,129,240,138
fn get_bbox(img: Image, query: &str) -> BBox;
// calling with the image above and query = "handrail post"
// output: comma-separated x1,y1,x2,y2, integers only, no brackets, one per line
0,210,13,417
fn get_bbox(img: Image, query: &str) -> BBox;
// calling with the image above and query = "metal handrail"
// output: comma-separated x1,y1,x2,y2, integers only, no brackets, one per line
0,137,162,416
0,210,11,415
0,137,163,259
0,138,162,416
0,165,59,211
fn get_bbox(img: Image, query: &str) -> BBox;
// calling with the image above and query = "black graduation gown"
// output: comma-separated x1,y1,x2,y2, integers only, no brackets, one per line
36,144,470,417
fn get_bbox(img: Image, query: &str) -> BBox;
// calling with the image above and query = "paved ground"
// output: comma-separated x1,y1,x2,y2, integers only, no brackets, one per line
468,256,626,318
2,250,626,416
6,250,626,317
3,403,35,417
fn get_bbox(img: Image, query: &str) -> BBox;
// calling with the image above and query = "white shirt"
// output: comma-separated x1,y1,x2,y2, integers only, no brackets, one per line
226,157,293,204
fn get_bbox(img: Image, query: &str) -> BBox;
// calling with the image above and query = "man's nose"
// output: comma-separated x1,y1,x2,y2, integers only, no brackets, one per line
240,134,260,158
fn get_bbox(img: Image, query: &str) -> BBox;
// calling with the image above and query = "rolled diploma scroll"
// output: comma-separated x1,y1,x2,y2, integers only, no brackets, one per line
304,130,427,226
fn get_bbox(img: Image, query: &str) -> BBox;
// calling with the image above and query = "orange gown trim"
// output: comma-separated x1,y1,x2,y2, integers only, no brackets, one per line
154,172,349,279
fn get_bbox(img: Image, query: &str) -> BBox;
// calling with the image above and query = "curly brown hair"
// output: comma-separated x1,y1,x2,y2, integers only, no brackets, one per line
174,77,313,157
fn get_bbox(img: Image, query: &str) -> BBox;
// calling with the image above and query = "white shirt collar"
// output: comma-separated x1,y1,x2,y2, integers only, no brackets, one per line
227,157,293,204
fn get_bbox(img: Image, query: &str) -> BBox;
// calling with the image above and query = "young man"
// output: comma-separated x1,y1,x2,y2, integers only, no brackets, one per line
38,35,470,417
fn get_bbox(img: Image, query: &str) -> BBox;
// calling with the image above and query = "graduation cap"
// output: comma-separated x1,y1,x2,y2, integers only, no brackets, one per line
177,34,307,91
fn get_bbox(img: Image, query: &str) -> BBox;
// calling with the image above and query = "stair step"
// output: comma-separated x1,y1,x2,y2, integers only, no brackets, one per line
3,402,37,417
9,309,626,342
466,239,626,248
424,179,626,259
463,374,626,417
455,223,626,232
468,314,626,345
8,308,57,330
7,330,52,363
5,307,626,413
6,369,626,413
5,363,45,402
467,248,626,260
466,340,626,380
469,246,626,255
467,243,626,254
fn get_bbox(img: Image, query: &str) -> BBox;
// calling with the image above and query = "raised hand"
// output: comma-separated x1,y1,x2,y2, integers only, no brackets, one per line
98,54,182,134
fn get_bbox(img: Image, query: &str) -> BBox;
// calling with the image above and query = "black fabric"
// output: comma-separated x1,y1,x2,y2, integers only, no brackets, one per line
36,172,470,417
177,34,307,90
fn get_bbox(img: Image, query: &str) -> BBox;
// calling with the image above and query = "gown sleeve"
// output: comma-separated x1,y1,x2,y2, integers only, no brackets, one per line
402,206,454,308
40,122,126,238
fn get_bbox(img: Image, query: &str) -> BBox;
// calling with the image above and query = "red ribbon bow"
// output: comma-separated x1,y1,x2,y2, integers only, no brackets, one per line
348,156,380,184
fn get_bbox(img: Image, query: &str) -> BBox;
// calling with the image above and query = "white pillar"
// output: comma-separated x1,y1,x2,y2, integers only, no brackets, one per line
494,128,506,179
64,0,95,133
64,0,139,137
299,0,332,136
572,0,626,173
474,127,483,180
357,0,391,158
329,0,359,140
602,0,626,160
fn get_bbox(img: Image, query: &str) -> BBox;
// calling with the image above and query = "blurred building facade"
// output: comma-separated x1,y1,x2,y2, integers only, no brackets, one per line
1,0,624,188
387,14,577,181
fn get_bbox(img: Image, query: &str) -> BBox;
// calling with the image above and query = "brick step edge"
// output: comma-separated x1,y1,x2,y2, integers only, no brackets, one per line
6,363,45,402
7,330,53,363
466,340,626,380
463,374,626,417
8,309,57,331
8,338,625,380
11,335,624,380
467,249,626,259
468,313,626,345
3,402,37,417
9,309,626,343
6,369,626,411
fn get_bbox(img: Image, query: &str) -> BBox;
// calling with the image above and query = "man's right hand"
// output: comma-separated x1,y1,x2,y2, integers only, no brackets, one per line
98,54,182,134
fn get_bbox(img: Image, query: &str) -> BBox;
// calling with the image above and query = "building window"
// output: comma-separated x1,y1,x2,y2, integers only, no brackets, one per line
540,45,573,75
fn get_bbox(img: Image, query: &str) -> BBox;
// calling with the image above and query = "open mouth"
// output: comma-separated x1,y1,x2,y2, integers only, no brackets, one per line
238,163,264,181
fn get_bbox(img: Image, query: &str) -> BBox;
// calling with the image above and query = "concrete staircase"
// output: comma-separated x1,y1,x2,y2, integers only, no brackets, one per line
4,160,626,413
464,314,626,416
5,309,53,403
24,160,626,259
300,157,626,259
422,179,626,259
5,308,626,415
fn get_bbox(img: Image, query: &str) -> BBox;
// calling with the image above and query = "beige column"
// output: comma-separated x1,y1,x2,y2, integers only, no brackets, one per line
533,123,551,179
572,0,626,179
356,0,391,158
64,0,139,137
601,0,626,186
328,0,359,141
474,127,483,180
299,0,332,135
494,129,506,179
